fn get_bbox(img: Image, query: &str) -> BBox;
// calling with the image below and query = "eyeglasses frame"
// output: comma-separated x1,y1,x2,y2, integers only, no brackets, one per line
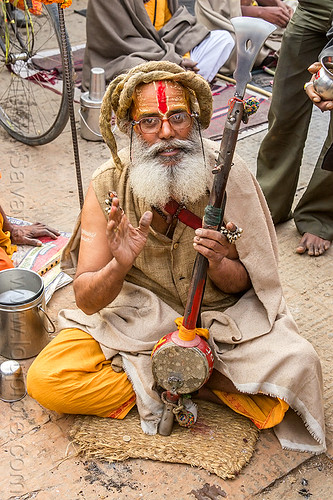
131,111,199,134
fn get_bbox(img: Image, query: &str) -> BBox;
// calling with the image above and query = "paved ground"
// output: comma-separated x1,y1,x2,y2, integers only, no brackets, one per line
0,2,332,499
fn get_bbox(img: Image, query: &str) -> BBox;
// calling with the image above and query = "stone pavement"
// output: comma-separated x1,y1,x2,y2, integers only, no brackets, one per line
0,2,332,499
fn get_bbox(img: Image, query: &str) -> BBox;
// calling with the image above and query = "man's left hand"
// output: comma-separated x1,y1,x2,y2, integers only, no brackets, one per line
10,223,60,246
193,222,250,294
193,222,238,264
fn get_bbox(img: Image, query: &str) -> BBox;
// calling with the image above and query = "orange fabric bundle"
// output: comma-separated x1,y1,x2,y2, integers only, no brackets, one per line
0,212,16,270
175,316,209,341
8,0,42,16
213,390,289,430
39,0,72,8
7,0,72,14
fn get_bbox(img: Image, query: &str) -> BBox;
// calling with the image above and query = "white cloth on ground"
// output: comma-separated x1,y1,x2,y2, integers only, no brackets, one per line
191,30,235,82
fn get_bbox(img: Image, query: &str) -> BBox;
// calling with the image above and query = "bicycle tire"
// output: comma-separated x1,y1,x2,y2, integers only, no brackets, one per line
0,3,72,145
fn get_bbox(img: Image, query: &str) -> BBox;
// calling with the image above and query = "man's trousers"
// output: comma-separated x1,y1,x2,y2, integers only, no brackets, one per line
257,2,333,240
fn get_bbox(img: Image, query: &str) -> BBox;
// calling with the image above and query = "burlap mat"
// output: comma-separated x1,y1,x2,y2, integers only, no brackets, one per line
70,401,259,479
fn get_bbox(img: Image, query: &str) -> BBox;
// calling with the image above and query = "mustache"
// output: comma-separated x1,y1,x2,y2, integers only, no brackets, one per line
141,138,198,158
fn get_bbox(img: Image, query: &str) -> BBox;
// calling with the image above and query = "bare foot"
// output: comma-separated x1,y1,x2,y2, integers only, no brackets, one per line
296,233,331,256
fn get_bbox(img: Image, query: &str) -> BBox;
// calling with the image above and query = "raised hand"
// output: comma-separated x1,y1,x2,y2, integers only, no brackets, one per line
106,197,152,270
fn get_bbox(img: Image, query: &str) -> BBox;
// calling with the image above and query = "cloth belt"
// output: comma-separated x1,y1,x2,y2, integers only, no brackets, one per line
164,200,202,230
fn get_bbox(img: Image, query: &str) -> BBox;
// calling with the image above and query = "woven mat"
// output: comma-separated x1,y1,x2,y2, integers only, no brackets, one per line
70,400,259,479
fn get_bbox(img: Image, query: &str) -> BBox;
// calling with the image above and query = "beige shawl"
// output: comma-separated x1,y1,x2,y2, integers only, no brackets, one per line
60,140,326,453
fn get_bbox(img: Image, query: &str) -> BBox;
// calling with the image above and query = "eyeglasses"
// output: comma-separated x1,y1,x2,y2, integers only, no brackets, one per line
131,111,198,134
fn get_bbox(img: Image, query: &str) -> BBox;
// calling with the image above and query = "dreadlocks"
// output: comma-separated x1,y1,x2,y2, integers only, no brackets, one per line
99,61,213,170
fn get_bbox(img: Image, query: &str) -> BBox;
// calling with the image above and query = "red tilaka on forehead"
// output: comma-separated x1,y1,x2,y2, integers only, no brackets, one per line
156,81,167,114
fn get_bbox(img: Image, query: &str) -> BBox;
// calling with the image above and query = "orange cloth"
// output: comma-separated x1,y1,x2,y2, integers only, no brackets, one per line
27,328,136,418
27,329,289,428
0,248,14,271
213,389,289,430
0,212,16,270
175,316,209,341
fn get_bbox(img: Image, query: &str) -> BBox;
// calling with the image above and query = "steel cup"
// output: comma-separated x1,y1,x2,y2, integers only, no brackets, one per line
313,56,333,101
0,360,26,402
89,67,106,101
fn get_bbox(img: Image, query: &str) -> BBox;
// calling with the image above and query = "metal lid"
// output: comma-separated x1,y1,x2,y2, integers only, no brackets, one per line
80,91,103,108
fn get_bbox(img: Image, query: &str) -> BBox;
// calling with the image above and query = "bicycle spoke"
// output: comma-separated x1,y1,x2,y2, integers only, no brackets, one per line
0,3,70,144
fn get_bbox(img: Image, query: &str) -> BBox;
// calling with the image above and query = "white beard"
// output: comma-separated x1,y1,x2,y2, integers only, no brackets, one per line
129,128,213,207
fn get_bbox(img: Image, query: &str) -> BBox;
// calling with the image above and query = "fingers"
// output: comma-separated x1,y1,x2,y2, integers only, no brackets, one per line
225,221,237,232
304,81,321,103
138,211,153,234
107,197,124,225
23,237,42,247
106,197,125,240
304,79,333,111
29,224,60,239
193,227,229,261
31,222,60,237
180,59,199,72
317,100,333,112
304,79,322,104
285,6,294,17
307,62,321,74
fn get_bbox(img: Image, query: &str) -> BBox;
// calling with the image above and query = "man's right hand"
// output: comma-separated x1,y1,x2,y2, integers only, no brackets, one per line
106,196,152,270
257,7,291,27
179,58,199,73
305,62,333,112
241,1,293,28
73,183,152,315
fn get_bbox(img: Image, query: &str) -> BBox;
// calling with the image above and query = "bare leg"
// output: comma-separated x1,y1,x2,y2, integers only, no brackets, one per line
296,233,331,256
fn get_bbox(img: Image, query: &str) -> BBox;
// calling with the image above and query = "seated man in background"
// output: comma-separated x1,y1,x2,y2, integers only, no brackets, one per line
195,0,294,74
82,0,234,89
28,61,326,455
0,203,59,270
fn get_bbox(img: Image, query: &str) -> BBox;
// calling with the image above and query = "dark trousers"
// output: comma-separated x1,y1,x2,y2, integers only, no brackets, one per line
257,2,333,240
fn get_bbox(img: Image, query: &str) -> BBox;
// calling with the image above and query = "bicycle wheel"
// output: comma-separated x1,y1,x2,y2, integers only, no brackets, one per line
0,3,71,145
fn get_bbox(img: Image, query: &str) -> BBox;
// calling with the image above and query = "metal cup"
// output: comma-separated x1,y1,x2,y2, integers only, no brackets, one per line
313,56,333,101
0,360,26,402
89,67,106,101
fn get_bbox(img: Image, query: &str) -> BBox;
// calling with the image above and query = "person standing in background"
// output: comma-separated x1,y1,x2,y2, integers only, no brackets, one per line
256,0,333,256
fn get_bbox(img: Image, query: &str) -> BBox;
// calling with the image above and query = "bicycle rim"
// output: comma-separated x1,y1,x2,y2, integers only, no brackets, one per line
0,3,70,145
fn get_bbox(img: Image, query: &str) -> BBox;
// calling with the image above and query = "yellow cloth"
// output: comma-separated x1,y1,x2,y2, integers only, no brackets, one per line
27,328,136,418
144,1,190,57
144,0,172,31
175,316,209,341
213,390,289,429
0,212,16,270
28,328,288,429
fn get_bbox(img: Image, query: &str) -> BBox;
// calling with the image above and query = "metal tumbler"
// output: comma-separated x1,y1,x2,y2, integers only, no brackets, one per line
0,360,26,402
313,56,333,101
79,67,106,141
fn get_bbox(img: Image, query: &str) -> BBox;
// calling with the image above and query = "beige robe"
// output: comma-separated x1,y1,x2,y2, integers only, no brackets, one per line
60,140,326,453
